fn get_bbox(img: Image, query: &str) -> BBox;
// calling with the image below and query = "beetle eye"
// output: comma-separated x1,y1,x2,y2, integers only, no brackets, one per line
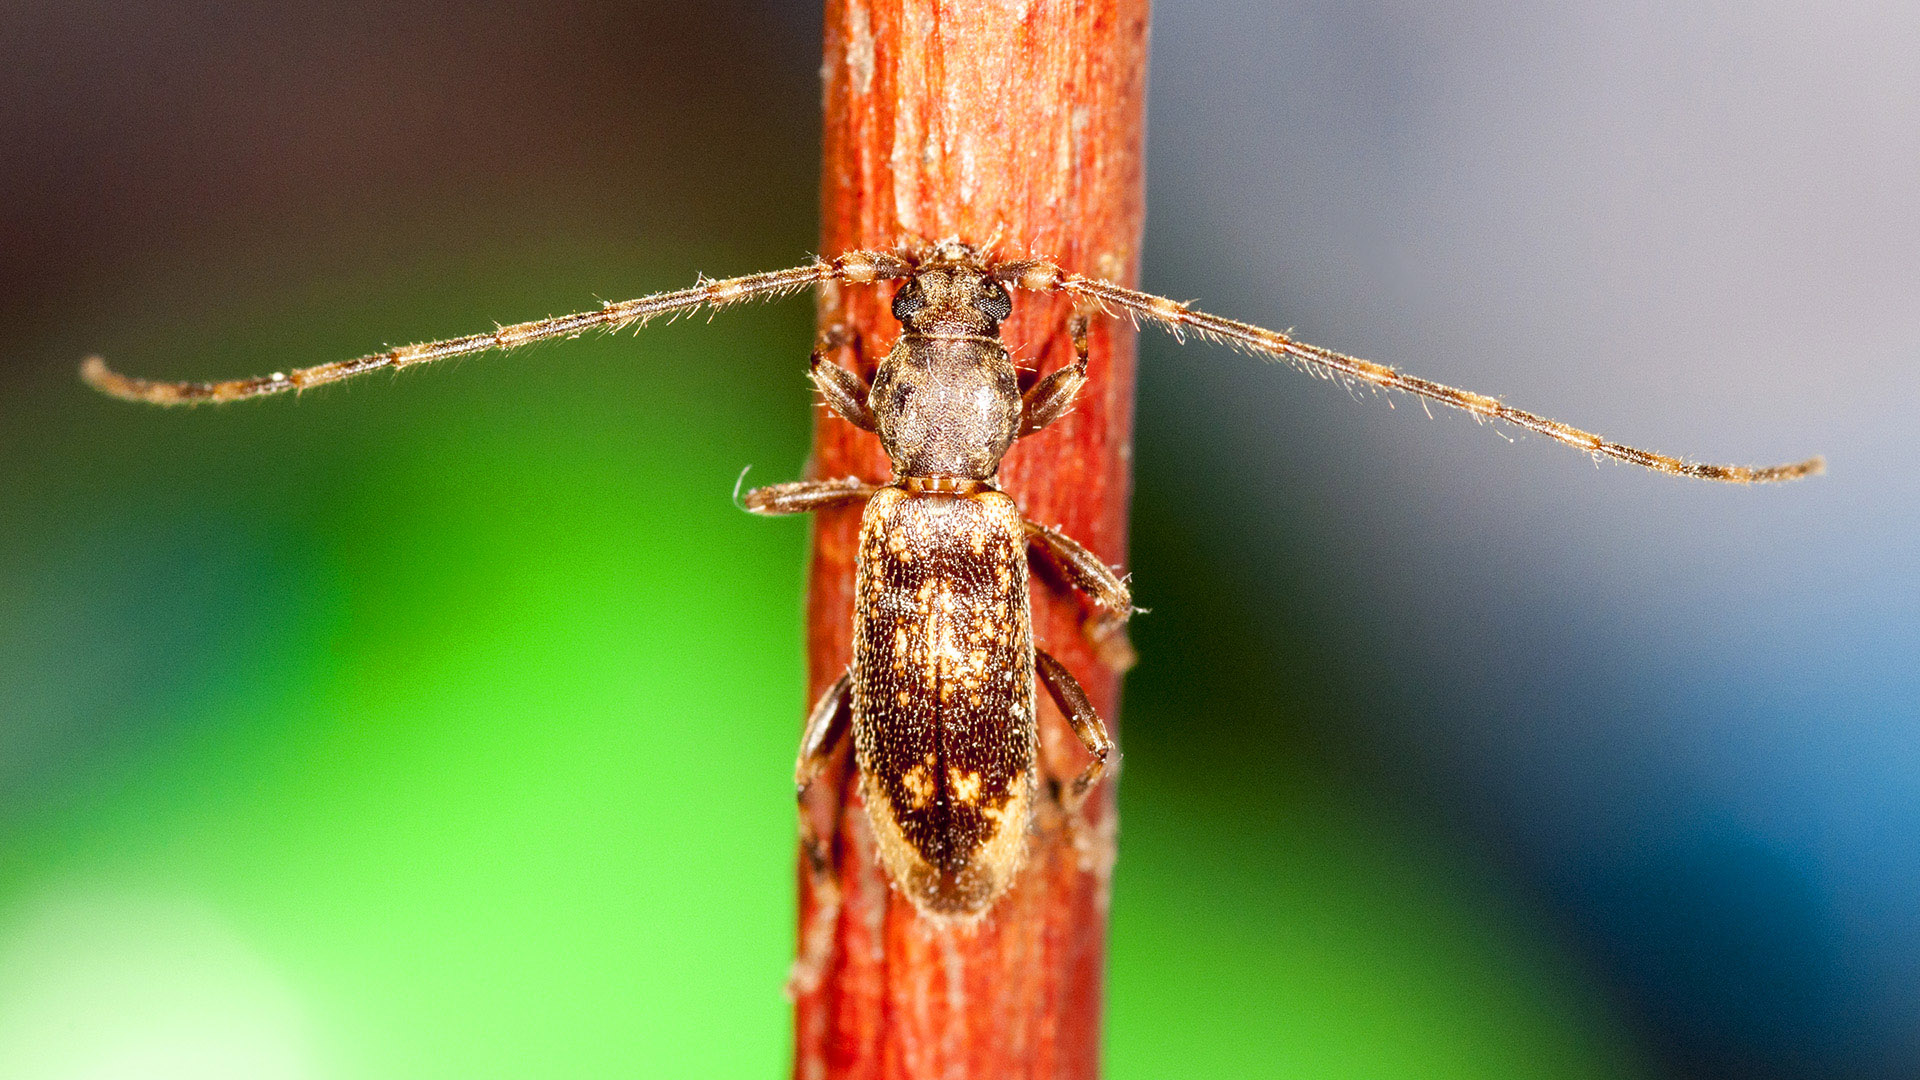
891,282,927,321
977,281,1013,321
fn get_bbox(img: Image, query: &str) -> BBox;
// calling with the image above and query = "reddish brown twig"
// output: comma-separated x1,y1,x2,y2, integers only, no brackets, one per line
794,2,1148,1077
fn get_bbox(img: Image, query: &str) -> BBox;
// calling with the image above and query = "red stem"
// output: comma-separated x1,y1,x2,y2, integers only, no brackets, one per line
795,3,1149,1077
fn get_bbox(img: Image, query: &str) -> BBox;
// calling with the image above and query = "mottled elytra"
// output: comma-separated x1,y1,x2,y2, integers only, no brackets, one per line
82,238,1822,919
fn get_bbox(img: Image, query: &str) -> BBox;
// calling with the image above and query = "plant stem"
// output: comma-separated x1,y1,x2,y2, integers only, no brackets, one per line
796,2,1148,1077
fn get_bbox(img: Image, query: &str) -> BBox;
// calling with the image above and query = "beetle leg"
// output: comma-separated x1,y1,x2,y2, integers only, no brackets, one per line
796,671,853,798
742,476,879,515
808,323,878,432
788,671,852,998
1035,649,1117,813
1025,520,1131,614
794,671,853,884
1026,519,1137,671
1016,311,1091,437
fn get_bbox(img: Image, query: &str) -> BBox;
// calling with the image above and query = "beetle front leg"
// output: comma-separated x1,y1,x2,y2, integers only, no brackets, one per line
808,323,878,432
1016,311,1091,437
1035,649,1116,813
1026,519,1137,671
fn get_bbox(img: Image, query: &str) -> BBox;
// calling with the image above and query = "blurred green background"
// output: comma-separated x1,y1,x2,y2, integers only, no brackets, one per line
5,3,1911,1078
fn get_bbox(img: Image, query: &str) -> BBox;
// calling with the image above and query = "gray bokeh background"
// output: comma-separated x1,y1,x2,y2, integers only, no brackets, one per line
1144,3,1915,1074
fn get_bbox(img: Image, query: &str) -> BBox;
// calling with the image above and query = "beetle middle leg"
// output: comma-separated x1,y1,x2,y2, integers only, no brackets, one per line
1026,518,1137,671
1034,649,1116,812
742,476,879,516
741,472,876,994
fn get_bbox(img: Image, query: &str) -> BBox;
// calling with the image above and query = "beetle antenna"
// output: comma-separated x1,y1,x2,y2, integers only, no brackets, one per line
997,260,1823,484
84,252,912,406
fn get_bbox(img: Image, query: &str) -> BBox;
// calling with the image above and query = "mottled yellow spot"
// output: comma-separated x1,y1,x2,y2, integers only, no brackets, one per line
921,579,964,698
896,689,912,706
901,763,934,809
949,767,983,804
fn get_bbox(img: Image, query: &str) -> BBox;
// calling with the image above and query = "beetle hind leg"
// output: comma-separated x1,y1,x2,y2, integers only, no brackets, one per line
1034,649,1116,814
788,671,853,997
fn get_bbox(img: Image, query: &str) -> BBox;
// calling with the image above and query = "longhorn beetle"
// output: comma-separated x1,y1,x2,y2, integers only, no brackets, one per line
82,238,1822,916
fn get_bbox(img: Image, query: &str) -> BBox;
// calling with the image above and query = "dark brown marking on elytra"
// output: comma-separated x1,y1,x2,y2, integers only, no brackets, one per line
852,486,1036,914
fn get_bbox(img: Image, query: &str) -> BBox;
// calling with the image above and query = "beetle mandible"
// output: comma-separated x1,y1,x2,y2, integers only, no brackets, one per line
81,238,1822,917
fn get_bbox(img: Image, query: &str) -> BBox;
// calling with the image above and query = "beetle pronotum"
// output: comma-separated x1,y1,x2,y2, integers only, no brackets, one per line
82,237,1821,916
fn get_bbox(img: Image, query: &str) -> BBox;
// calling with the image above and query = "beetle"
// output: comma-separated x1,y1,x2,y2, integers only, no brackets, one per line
82,238,1821,917
740,241,1135,916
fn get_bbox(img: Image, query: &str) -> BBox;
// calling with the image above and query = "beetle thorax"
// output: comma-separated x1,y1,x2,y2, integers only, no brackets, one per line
870,263,1021,481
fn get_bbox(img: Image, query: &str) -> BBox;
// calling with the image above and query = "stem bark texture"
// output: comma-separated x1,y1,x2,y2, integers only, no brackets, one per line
797,3,1149,1077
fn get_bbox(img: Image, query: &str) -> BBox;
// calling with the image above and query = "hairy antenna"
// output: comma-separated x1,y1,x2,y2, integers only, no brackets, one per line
996,260,1823,484
82,244,1821,486
81,252,910,406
